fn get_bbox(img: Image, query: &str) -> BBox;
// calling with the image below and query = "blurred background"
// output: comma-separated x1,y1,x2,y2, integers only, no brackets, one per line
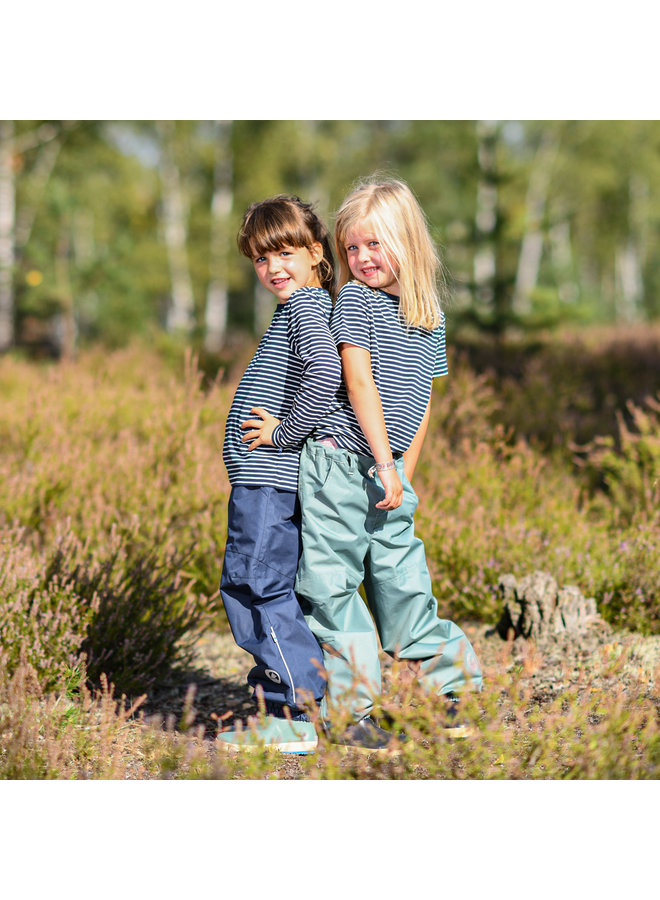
2,119,660,361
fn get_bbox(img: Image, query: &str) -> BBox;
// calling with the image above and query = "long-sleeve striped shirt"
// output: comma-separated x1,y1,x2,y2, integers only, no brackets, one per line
222,286,341,491
316,280,448,455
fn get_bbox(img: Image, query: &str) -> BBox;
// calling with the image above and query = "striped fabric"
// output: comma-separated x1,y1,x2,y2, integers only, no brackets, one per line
222,286,340,491
316,280,448,455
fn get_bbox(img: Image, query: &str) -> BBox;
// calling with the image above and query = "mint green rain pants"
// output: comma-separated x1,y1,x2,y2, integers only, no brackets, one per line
295,439,483,721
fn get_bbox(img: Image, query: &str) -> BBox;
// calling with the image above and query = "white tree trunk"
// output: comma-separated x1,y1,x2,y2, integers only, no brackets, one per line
15,135,63,250
615,174,648,322
548,218,579,304
157,121,195,335
512,132,560,315
615,239,643,323
0,121,16,351
473,121,498,310
0,121,69,352
204,120,233,353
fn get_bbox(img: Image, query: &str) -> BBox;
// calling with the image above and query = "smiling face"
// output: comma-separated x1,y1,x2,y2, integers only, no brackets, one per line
252,242,323,303
343,227,400,296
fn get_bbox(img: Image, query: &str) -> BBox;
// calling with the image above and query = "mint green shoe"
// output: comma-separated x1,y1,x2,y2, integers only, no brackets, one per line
217,715,318,755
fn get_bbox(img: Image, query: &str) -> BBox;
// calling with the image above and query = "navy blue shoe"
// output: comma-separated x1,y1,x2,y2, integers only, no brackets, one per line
324,715,405,753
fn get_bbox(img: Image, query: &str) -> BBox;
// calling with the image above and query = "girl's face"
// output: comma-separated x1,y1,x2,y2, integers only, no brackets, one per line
343,227,400,296
252,243,323,303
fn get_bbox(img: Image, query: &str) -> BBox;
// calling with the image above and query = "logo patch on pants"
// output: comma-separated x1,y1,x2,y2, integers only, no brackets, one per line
264,668,282,684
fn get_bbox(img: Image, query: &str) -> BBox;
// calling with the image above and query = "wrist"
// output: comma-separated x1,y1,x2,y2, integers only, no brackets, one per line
368,459,396,479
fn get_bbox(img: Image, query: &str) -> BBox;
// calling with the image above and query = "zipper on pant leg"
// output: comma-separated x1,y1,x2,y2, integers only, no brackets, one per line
270,626,296,708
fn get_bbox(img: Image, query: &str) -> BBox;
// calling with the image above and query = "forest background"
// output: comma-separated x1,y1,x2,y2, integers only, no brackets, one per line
2,120,660,355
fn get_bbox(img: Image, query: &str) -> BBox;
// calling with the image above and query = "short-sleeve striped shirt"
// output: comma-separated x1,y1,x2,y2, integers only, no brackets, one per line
316,280,448,455
223,286,341,491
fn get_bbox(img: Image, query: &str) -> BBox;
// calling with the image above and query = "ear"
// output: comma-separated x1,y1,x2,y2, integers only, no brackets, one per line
309,242,324,265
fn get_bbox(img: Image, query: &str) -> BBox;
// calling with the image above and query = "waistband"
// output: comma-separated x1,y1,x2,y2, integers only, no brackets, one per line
303,437,403,478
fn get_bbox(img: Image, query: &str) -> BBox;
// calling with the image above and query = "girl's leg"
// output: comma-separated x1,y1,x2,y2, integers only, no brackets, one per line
220,485,327,712
365,463,482,695
295,440,380,721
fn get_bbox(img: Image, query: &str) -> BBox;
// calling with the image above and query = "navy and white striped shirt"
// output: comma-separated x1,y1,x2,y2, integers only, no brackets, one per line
316,280,448,455
223,286,340,491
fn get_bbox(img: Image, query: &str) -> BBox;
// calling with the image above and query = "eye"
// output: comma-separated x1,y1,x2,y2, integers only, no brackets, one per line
254,256,266,264
346,244,357,252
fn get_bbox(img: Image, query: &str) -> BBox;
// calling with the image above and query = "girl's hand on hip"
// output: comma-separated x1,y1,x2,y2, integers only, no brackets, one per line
241,407,281,450
376,467,403,510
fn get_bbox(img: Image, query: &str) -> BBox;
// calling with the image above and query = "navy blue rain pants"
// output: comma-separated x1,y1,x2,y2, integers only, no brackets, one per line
220,485,327,711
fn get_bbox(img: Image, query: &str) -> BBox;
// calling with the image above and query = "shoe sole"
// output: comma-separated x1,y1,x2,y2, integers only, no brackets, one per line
217,738,318,755
333,740,406,756
445,725,472,739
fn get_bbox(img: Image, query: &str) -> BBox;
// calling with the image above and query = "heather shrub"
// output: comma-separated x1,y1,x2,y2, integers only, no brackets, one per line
0,523,212,696
0,345,230,600
0,529,89,691
453,323,660,451
1,331,659,781
412,351,660,632
45,527,210,696
414,421,602,622
2,645,657,780
580,395,660,527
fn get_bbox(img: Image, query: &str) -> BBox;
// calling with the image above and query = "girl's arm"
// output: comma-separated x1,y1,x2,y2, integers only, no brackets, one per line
241,290,341,451
402,394,431,482
339,342,403,510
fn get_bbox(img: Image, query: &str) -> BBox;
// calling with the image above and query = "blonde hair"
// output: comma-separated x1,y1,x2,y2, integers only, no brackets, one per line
334,177,447,330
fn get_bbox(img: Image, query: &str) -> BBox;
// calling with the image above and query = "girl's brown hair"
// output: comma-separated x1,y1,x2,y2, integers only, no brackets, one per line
238,195,335,297
334,177,448,330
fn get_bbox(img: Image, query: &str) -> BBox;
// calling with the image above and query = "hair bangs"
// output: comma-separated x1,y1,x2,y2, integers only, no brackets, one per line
239,202,314,259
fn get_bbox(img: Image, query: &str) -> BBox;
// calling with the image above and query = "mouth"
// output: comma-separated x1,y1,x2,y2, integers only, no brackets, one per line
271,277,290,289
361,266,378,277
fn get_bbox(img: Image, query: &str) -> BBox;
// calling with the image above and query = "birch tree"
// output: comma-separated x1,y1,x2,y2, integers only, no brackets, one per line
615,174,649,323
204,120,233,353
0,120,16,351
0,120,63,352
473,120,499,319
512,128,560,316
156,121,195,335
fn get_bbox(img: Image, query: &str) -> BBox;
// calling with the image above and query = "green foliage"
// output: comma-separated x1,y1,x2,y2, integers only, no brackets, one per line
7,119,660,359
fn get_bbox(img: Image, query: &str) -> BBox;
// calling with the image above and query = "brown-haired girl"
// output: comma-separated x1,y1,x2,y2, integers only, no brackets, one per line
217,195,339,754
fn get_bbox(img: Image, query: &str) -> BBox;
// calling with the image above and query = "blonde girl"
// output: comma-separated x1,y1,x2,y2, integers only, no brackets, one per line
294,177,482,751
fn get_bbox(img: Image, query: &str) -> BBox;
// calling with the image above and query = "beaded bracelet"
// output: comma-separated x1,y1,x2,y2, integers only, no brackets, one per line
367,460,396,479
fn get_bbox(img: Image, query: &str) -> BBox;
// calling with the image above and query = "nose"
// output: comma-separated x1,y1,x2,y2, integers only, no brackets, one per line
357,243,370,263
267,253,282,273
